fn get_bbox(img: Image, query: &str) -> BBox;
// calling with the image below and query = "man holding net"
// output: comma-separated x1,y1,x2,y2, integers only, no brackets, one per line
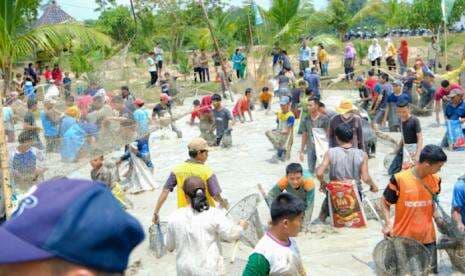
381,145,448,274
152,138,229,223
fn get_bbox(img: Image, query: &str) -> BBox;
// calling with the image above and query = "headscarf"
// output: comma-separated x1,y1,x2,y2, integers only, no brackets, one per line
65,106,80,119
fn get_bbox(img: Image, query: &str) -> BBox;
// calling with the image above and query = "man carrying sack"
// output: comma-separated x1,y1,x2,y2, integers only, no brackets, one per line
381,145,448,273
316,124,378,226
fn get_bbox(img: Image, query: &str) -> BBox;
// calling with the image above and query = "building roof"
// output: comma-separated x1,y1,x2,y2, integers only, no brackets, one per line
34,1,75,28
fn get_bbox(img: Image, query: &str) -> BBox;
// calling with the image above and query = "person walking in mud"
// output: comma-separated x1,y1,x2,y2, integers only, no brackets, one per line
381,145,447,273
316,124,378,223
299,97,330,175
152,94,183,138
266,96,295,163
388,100,424,176
211,94,234,148
328,100,364,151
152,138,229,223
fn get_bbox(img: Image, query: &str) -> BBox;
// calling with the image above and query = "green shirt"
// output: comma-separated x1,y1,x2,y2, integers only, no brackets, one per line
243,253,270,276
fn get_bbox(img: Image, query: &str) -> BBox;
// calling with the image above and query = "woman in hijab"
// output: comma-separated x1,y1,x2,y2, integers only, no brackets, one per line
344,42,356,81
398,39,409,75
385,38,397,71
368,38,382,75
165,176,248,276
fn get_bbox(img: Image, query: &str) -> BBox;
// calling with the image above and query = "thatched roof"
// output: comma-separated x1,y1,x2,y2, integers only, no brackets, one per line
34,1,75,28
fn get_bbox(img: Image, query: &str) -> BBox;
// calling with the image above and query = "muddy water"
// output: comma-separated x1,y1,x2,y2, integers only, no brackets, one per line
71,90,463,275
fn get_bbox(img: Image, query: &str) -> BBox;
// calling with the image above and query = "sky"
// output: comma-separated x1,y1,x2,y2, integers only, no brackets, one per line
46,0,328,21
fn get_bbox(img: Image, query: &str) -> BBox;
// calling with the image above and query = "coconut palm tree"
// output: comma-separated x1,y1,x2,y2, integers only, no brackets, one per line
0,0,111,95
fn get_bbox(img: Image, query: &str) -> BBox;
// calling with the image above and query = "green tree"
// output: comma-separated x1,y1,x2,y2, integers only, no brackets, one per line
351,0,410,28
0,0,111,94
96,6,136,44
410,0,465,30
327,0,352,39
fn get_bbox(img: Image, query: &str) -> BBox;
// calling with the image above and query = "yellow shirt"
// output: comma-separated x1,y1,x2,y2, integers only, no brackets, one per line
440,60,465,84
318,49,328,63
387,44,397,57
172,161,216,208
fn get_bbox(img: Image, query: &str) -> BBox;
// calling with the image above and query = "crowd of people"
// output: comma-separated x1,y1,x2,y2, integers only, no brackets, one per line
2,35,465,276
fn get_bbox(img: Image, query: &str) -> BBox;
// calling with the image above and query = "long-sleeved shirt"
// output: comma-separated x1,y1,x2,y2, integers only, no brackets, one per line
368,44,382,61
165,207,243,276
441,60,465,84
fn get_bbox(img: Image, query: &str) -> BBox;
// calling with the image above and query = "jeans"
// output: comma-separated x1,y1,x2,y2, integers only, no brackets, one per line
398,56,407,75
321,62,329,76
307,146,317,174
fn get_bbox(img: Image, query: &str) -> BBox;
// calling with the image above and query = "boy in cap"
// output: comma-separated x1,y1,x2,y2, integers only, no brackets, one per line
383,79,411,132
0,178,144,275
266,163,315,230
152,137,229,223
152,93,182,138
243,193,307,276
266,96,295,162
233,88,253,123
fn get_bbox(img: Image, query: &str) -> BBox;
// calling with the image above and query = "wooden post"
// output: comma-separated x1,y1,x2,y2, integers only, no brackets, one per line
0,100,13,218
199,0,233,102
444,21,448,66
247,2,258,82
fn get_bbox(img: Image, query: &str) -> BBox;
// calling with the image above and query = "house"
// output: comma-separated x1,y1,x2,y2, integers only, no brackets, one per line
34,0,75,28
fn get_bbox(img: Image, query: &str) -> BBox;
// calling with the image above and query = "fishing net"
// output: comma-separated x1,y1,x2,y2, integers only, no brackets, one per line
149,222,168,259
227,193,264,248
373,237,431,276
362,195,386,222
438,236,465,273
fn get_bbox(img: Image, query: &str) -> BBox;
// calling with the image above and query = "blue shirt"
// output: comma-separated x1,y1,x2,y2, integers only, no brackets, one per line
452,176,465,225
60,116,76,137
133,108,150,136
304,73,320,96
299,46,311,61
445,101,465,120
40,111,59,137
387,92,411,104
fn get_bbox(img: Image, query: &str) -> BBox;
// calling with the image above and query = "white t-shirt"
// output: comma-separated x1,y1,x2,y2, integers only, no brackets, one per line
368,44,382,61
253,232,307,275
147,57,157,72
165,207,243,276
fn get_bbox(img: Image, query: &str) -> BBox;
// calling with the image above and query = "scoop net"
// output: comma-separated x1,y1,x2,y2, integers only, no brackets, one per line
373,237,431,276
227,193,264,248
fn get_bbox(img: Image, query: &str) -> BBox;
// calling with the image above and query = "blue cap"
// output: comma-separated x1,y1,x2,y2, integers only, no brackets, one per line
279,96,290,105
0,178,144,272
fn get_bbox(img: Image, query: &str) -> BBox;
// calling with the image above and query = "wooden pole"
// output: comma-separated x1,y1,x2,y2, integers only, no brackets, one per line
0,99,13,218
199,0,233,102
247,3,258,82
444,21,448,66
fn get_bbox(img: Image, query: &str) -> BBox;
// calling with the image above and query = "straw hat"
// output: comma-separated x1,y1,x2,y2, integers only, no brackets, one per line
336,100,357,114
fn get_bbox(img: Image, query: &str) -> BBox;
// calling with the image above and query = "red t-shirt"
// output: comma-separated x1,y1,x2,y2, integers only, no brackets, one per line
191,105,212,120
52,69,63,83
44,70,52,81
365,78,378,99
232,96,249,117
435,83,462,101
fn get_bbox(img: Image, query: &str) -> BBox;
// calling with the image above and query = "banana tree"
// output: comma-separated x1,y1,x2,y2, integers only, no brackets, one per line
0,0,111,96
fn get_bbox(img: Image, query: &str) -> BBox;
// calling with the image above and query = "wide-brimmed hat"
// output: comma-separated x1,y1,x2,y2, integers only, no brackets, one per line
336,99,357,114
